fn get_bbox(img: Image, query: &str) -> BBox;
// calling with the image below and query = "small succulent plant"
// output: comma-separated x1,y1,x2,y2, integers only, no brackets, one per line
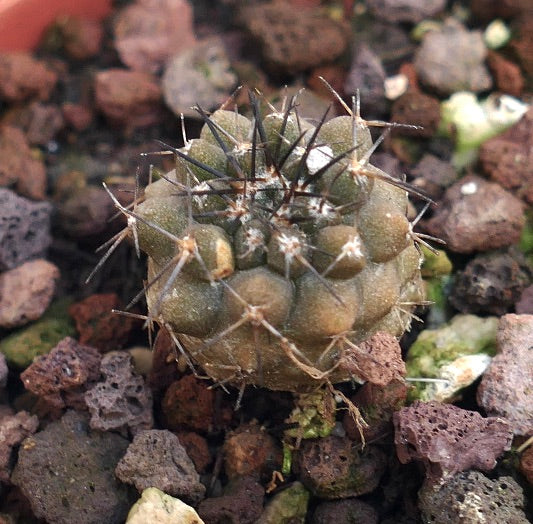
96,82,435,392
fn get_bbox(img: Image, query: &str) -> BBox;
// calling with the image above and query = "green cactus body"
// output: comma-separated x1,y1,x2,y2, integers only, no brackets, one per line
113,91,426,392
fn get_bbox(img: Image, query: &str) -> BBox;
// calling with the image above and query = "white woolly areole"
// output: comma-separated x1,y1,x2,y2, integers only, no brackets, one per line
306,145,333,175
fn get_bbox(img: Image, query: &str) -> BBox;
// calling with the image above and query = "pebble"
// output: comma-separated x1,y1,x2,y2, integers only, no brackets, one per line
414,19,492,95
477,314,533,436
487,50,524,96
11,411,132,524
95,69,163,128
409,154,458,201
0,259,59,329
0,126,47,200
162,38,237,119
175,431,211,474
365,0,446,23
520,445,533,486
146,327,180,398
115,429,205,504
0,354,7,389
50,15,104,61
510,14,533,80
113,0,196,74
311,499,378,524
394,401,513,483
85,351,153,435
390,91,441,138
61,102,93,131
424,174,525,254
516,285,533,314
0,52,57,102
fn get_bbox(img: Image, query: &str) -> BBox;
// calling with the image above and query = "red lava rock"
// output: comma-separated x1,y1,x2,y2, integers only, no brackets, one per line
399,62,420,92
68,293,135,352
94,69,163,128
409,154,458,201
390,91,441,138
365,0,446,23
115,429,205,504
339,332,406,387
296,436,387,499
311,498,378,524
11,410,132,524
393,400,513,483
479,107,533,204
52,15,104,60
85,351,153,435
223,421,282,480
175,431,211,473
449,248,531,316
516,284,533,314
198,476,264,524
343,378,408,442
307,65,346,101
487,51,524,97
0,259,59,328
520,445,533,486
20,337,101,411
61,102,93,131
161,374,232,434
113,0,196,74
477,314,533,436
0,53,57,103
0,411,39,483
241,2,349,74
0,126,47,200
147,327,180,398
424,174,525,254
0,188,52,271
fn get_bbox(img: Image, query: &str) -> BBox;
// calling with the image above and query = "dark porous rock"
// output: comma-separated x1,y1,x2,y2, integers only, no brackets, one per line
479,107,533,204
511,14,533,80
394,401,513,483
241,3,349,74
487,51,524,97
449,249,531,316
390,91,441,138
477,314,533,436
296,436,387,499
48,15,104,61
11,410,133,524
0,411,38,483
414,19,492,96
418,470,529,524
0,52,57,102
0,125,47,200
85,351,153,435
198,476,264,524
20,336,101,411
147,327,180,398
517,285,533,314
0,353,7,389
0,188,52,271
69,293,136,352
409,154,458,201
176,431,211,473
311,498,378,524
0,259,59,328
424,175,525,254
95,69,163,128
520,445,533,486
365,0,446,23
115,429,205,504
223,421,282,481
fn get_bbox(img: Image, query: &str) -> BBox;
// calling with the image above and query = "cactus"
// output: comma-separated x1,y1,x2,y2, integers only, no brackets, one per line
98,83,434,392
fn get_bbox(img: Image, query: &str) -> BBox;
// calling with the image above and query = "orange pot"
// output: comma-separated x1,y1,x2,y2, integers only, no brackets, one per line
0,0,111,51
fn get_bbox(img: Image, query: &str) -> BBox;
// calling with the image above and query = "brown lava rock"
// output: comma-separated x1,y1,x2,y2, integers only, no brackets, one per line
424,174,525,253
198,476,264,524
0,52,57,102
520,445,533,486
49,15,104,61
85,351,153,435
365,0,446,23
241,2,349,74
69,293,136,352
409,154,458,201
20,337,101,411
390,91,441,138
311,498,378,524
477,314,533,436
511,14,533,80
11,410,133,524
517,285,533,314
223,421,282,480
394,401,513,483
175,431,211,473
296,436,387,499
147,326,180,397
115,429,205,504
0,259,59,329
487,50,524,97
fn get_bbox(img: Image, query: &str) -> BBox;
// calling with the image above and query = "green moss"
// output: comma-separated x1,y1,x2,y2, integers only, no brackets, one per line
257,482,309,524
421,246,452,278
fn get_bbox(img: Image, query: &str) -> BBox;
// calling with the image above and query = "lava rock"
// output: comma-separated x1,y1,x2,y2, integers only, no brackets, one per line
0,354,7,389
0,259,59,328
520,445,533,486
477,314,533,436
175,431,211,473
147,327,180,397
197,476,264,524
409,154,458,201
517,285,533,314
296,436,387,499
449,249,531,316
0,52,57,102
85,351,153,435
0,188,52,270
48,15,103,61
0,411,39,483
414,19,492,95
424,174,525,254
115,429,205,504
365,0,446,23
418,470,529,523
510,14,533,80
257,482,309,524
311,498,378,524
390,91,441,138
20,337,101,411
487,50,524,97
394,400,513,483
11,410,133,524
113,0,196,74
